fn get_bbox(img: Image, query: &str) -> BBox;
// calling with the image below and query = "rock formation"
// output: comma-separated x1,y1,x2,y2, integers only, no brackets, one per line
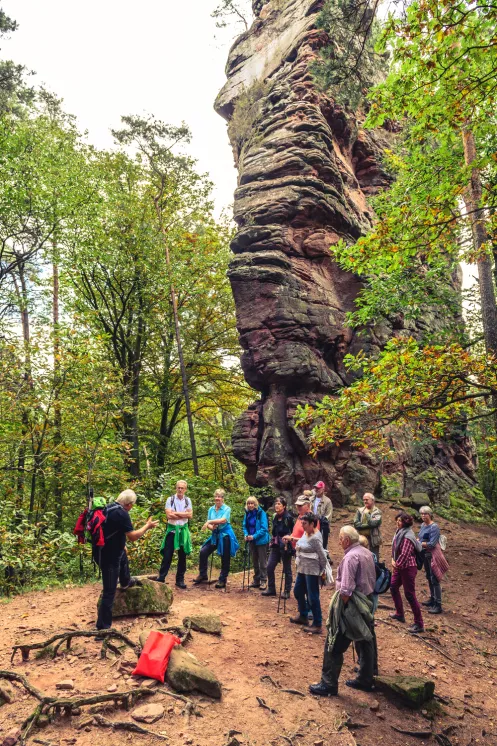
215,0,476,504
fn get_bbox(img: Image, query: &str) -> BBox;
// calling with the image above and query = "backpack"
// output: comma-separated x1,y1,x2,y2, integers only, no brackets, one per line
374,558,391,594
73,502,119,548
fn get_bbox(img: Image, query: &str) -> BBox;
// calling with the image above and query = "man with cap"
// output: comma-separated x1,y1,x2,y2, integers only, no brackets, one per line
312,481,333,549
283,494,321,546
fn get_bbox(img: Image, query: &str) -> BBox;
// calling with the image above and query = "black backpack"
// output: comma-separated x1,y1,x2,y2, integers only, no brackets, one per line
374,558,391,594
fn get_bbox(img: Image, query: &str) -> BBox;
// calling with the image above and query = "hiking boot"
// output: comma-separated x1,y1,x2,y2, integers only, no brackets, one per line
421,598,435,607
428,604,443,614
260,581,267,590
408,623,425,633
389,613,405,623
346,679,375,692
289,615,308,625
193,575,209,585
309,682,338,697
152,576,166,583
281,590,290,600
249,581,260,588
215,579,226,589
175,580,187,589
261,588,277,597
306,625,322,634
119,577,143,590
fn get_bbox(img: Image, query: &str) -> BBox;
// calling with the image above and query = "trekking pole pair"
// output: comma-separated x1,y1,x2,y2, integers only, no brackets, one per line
242,542,251,591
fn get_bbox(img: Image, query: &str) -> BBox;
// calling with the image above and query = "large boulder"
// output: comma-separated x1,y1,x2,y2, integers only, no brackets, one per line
183,613,222,636
374,675,435,708
99,577,173,618
166,646,222,699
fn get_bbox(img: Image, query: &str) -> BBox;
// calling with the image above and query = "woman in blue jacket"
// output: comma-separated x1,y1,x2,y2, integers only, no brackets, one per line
243,496,270,590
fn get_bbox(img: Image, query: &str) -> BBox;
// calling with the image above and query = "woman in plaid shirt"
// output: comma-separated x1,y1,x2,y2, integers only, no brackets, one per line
389,512,424,633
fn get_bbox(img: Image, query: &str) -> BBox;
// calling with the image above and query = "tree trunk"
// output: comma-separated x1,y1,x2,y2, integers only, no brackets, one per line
154,198,199,475
52,261,63,526
462,128,497,355
12,263,32,509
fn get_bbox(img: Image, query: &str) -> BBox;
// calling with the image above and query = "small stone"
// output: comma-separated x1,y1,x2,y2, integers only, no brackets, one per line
107,684,118,692
369,700,380,712
0,683,16,704
2,728,21,746
56,679,75,690
131,703,164,724
314,740,324,746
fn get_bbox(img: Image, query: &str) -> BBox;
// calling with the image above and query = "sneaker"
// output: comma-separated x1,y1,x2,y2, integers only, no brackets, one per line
389,613,405,623
261,589,277,597
281,591,290,600
309,682,338,697
346,678,375,692
260,581,267,591
421,599,435,607
408,623,425,633
152,576,166,584
249,581,260,588
428,605,442,614
215,579,226,589
289,615,308,625
175,580,187,589
193,575,209,585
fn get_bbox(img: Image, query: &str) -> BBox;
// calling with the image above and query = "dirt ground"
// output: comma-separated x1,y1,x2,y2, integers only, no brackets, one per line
0,504,496,746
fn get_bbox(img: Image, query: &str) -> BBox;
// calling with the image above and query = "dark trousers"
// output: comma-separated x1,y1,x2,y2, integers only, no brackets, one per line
267,545,293,593
423,553,442,605
249,542,268,584
322,626,375,690
390,565,424,627
96,551,130,630
320,519,330,550
294,573,322,626
158,531,187,582
199,535,231,581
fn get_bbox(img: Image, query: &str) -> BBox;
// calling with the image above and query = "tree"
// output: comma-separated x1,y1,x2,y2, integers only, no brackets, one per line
211,1,250,30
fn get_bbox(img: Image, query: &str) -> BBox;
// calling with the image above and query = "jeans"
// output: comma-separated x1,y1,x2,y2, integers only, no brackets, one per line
294,573,322,626
267,545,293,593
199,535,231,581
322,626,375,690
96,550,130,630
158,531,187,583
423,552,442,605
390,565,424,627
249,542,268,584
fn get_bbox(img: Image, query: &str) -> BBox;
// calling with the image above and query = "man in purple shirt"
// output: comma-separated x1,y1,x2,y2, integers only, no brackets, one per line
310,526,376,697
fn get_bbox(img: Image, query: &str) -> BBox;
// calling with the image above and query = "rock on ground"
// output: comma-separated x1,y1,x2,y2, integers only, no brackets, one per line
100,577,173,618
1,728,20,746
183,613,222,635
0,683,15,705
55,679,74,690
374,675,435,708
131,703,164,724
166,646,222,699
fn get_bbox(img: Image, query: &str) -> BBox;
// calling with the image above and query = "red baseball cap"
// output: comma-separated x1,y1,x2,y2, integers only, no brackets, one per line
314,481,325,490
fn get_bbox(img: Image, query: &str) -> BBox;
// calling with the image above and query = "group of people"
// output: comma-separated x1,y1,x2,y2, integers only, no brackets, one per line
93,481,448,696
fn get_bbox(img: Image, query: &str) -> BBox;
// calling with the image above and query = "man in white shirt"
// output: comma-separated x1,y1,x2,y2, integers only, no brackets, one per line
155,480,193,589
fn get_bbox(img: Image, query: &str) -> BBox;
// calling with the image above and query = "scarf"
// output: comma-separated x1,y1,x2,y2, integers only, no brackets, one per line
392,527,421,560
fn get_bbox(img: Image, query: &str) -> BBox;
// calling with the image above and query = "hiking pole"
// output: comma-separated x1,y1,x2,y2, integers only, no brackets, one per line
242,544,247,591
277,560,285,614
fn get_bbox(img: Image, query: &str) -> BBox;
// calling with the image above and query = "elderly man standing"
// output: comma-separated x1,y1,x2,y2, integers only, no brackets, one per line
310,526,376,696
156,480,193,589
354,493,382,559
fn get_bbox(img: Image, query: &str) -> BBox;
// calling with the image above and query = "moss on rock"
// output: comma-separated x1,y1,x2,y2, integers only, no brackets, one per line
374,675,435,708
98,577,173,618
166,646,222,699
183,613,222,636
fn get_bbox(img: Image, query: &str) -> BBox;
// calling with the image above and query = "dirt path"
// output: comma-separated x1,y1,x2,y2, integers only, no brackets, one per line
0,505,496,746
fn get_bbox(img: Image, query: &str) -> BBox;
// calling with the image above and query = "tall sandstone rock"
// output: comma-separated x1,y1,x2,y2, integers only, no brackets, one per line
215,0,476,504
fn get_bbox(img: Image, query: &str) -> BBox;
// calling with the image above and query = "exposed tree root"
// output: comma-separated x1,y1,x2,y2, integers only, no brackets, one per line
155,686,201,719
0,670,154,745
92,713,169,740
391,725,433,737
11,629,139,663
409,632,465,666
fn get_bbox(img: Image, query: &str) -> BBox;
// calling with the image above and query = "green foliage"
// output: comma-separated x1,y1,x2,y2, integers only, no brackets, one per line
228,80,270,158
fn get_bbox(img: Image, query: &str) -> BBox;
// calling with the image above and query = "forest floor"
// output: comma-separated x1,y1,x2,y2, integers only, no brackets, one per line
0,504,496,746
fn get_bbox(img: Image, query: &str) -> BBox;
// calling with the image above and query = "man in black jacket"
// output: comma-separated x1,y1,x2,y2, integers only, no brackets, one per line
95,489,158,630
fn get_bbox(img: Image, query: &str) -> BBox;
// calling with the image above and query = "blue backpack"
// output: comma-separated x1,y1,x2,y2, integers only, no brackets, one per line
374,558,391,595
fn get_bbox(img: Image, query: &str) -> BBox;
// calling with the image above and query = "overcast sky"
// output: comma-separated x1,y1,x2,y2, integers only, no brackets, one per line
2,0,248,215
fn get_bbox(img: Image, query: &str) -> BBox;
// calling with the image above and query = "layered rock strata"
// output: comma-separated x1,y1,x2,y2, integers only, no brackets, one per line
215,0,476,503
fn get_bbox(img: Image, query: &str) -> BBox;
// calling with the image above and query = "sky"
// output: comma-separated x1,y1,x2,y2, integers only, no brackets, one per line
2,0,248,216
